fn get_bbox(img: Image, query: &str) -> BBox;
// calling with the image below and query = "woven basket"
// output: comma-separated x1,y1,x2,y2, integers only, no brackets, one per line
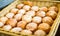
0,0,60,36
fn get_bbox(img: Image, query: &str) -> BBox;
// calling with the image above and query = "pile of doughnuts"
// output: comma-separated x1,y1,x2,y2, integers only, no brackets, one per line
0,1,58,36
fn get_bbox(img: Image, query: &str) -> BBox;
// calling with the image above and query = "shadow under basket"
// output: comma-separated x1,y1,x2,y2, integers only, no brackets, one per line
0,0,60,36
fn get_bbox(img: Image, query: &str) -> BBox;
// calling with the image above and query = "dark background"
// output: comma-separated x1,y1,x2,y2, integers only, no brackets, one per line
55,24,60,36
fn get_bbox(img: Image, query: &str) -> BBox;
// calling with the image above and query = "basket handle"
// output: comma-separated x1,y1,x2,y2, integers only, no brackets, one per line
21,0,60,3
